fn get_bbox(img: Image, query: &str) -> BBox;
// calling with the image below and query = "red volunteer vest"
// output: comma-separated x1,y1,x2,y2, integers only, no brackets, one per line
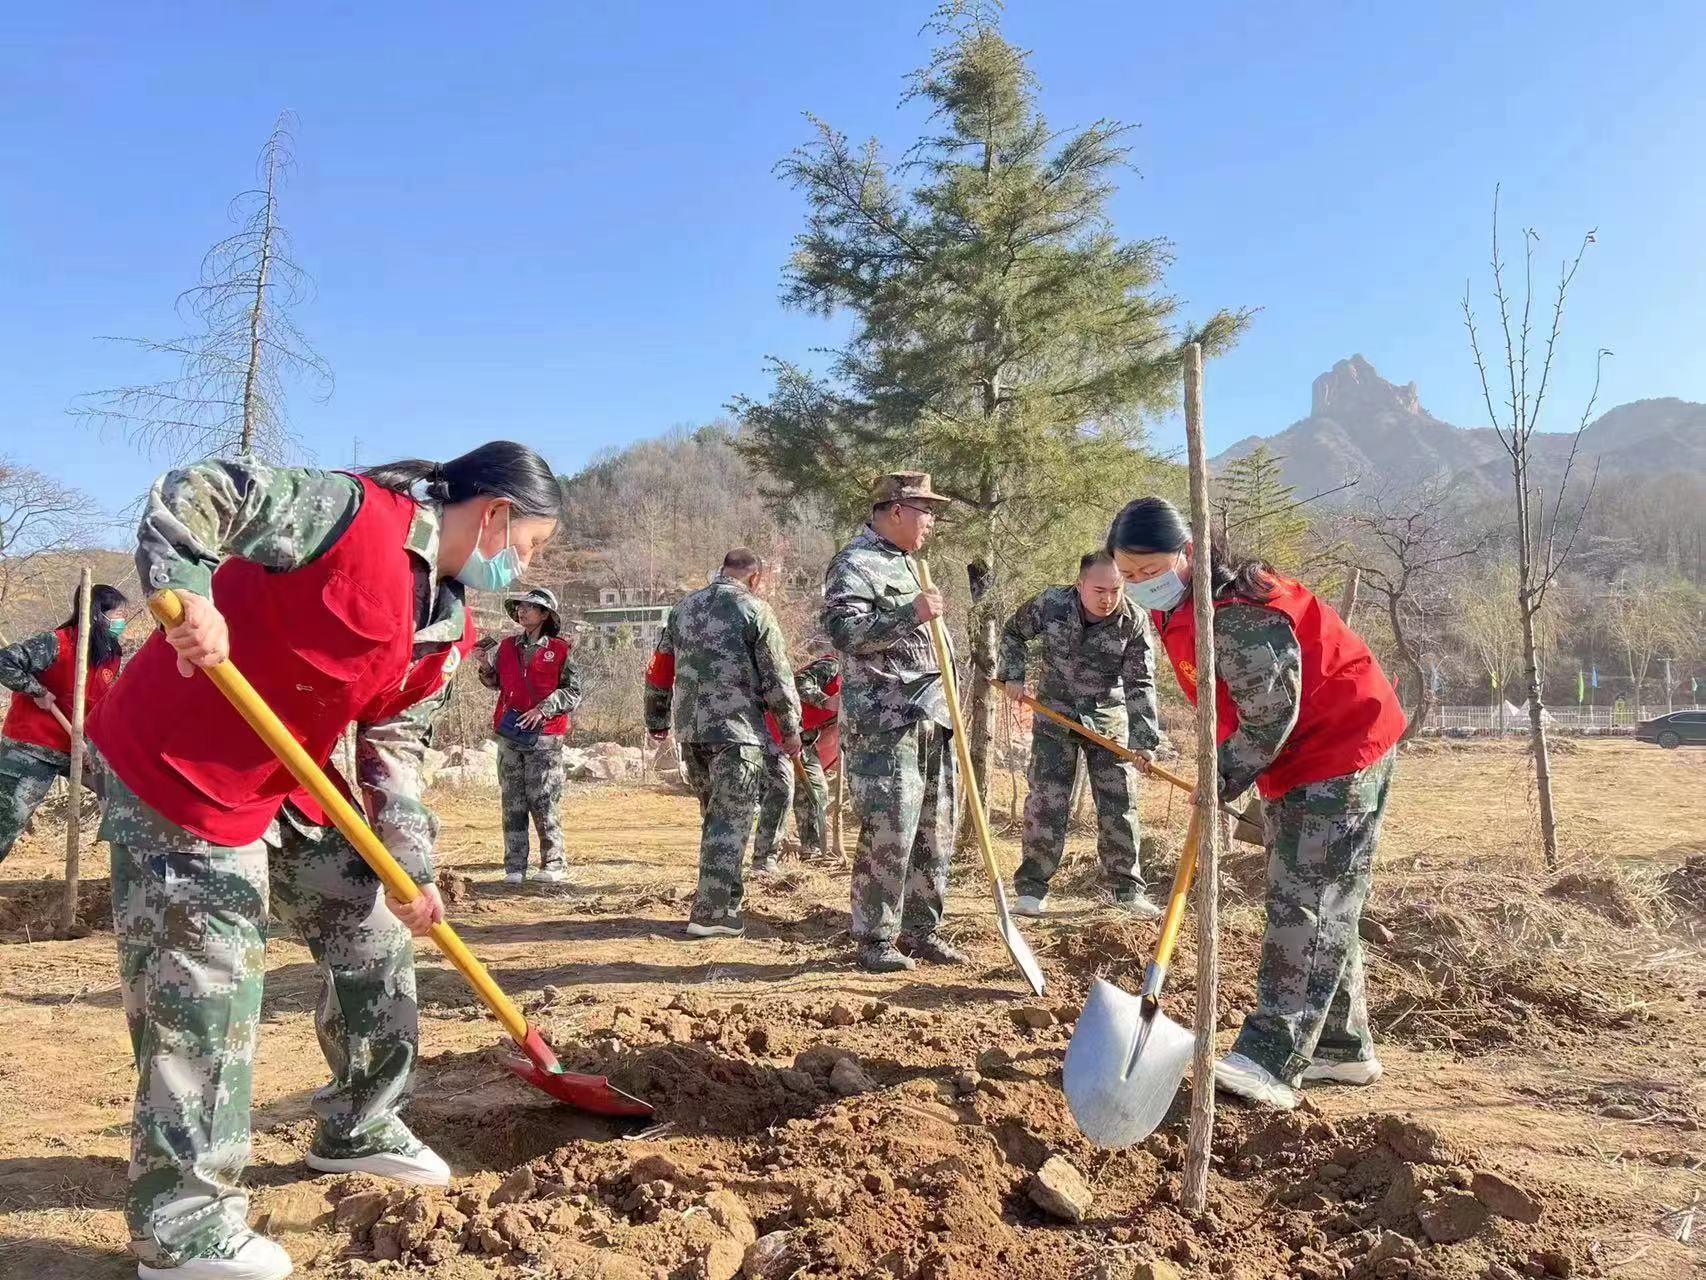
765,661,841,743
90,476,475,844
493,634,572,736
1156,576,1406,801
2,626,121,753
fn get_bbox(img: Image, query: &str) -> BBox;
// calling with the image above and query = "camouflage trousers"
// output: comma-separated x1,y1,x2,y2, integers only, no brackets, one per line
0,739,72,864
106,798,418,1267
1230,750,1396,1084
845,720,957,945
1014,719,1144,900
681,742,765,915
497,738,566,873
753,737,828,860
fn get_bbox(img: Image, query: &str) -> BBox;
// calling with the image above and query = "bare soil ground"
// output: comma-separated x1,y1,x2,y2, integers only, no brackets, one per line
3,739,1705,1280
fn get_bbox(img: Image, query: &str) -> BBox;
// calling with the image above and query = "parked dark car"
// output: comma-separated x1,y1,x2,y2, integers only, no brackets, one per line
1635,711,1706,749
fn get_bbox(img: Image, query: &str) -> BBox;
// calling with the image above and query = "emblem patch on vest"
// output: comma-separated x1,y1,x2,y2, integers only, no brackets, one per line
443,648,462,679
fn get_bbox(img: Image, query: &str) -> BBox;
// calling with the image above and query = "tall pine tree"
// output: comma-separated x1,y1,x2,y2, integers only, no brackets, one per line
734,3,1248,798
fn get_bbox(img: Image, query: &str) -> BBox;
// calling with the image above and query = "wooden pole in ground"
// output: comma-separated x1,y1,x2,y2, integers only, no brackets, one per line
59,568,92,937
1337,567,1361,625
831,764,846,860
1181,343,1221,1215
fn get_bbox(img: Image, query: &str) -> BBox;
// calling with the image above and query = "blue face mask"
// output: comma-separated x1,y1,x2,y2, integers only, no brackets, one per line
1124,565,1188,612
454,506,523,592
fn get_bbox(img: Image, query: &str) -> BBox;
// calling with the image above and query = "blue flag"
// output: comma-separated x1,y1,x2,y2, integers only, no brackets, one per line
1590,665,1599,690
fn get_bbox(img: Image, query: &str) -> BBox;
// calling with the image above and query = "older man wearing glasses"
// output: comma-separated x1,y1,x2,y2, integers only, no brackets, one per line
821,472,969,974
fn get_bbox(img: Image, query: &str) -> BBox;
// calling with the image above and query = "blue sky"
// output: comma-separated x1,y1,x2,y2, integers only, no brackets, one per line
3,0,1702,520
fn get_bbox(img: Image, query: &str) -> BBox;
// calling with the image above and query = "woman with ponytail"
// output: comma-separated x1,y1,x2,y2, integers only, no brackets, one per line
1107,496,1406,1113
88,444,561,1280
0,582,129,863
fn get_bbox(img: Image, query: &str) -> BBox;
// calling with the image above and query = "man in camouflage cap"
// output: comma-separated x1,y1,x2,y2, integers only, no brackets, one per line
645,548,801,937
996,550,1163,918
822,472,967,973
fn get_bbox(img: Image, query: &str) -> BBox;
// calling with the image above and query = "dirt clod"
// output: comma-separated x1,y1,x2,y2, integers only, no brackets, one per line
1471,1170,1542,1223
829,1057,875,1096
1418,1190,1490,1243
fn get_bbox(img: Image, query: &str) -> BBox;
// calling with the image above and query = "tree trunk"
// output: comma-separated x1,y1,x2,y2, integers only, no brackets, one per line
1337,567,1361,623
1386,592,1430,742
1511,455,1560,867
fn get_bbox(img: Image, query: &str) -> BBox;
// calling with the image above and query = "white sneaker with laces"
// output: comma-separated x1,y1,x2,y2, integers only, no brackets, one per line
1014,894,1048,917
536,866,568,884
305,1144,451,1187
1212,1052,1299,1110
1302,1056,1384,1086
504,871,526,886
137,1233,293,1280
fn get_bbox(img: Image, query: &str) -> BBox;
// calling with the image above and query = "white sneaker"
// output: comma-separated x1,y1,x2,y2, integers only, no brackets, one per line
1213,1052,1299,1110
138,1233,293,1280
504,871,526,885
536,866,568,884
1302,1056,1384,1086
305,1145,451,1187
1014,894,1048,917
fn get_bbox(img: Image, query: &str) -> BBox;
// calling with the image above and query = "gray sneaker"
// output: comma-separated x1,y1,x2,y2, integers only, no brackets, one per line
685,908,745,938
902,932,968,965
1112,891,1163,920
857,942,917,973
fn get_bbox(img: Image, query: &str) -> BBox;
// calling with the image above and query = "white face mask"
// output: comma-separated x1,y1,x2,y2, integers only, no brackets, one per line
1124,566,1188,612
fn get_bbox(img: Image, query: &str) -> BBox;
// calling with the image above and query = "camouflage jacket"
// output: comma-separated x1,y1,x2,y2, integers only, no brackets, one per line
0,629,76,769
477,634,584,718
644,577,800,746
1205,602,1303,803
794,653,839,741
122,458,469,883
821,526,950,737
995,585,1162,751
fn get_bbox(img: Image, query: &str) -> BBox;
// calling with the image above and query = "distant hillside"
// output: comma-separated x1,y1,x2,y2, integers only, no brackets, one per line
1214,354,1706,498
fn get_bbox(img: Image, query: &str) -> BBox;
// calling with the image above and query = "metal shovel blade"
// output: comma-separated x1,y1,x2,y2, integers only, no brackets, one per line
992,881,1047,996
1063,978,1195,1148
500,1026,655,1118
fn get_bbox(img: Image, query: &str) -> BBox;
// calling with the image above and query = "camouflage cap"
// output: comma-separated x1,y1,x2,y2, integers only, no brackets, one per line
870,471,950,508
504,587,561,628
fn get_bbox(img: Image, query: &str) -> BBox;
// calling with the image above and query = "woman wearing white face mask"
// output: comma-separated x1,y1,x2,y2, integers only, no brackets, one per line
1106,497,1406,1114
88,443,561,1280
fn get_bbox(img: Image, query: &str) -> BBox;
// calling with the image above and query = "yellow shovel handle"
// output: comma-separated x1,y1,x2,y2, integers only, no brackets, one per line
914,562,1004,888
147,589,528,1044
1153,805,1202,972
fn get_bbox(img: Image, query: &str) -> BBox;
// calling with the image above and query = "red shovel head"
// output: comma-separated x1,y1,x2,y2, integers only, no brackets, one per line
501,1027,654,1118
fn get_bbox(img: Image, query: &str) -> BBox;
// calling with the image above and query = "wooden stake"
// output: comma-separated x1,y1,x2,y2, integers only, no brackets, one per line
831,763,846,860
1181,343,1221,1215
59,568,92,937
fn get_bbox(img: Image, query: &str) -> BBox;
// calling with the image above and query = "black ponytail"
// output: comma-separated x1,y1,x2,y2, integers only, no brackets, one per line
1106,497,1278,603
365,441,563,520
61,583,128,669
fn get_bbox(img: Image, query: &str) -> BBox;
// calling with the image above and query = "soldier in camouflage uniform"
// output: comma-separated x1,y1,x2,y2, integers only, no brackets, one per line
477,587,583,884
823,473,967,974
753,649,839,868
91,446,564,1280
995,551,1162,916
1109,495,1406,1112
645,548,801,937
0,583,128,862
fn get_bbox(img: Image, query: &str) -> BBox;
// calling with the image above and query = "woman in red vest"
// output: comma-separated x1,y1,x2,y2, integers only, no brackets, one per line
0,582,129,863
476,586,582,884
88,443,561,1280
1108,497,1406,1113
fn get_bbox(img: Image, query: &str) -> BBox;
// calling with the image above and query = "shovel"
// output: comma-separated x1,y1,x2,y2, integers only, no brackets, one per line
1063,805,1203,1147
914,561,1046,996
146,589,653,1119
1014,694,1265,846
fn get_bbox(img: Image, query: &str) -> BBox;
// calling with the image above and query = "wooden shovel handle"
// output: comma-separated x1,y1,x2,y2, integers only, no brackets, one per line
914,561,1004,888
147,589,531,1044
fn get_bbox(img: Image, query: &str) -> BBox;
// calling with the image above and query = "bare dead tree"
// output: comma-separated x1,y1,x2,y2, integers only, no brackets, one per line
73,112,331,462
0,457,104,626
1463,186,1609,867
1347,479,1487,739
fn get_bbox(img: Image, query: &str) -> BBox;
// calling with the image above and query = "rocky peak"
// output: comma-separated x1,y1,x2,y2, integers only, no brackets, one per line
1310,354,1422,419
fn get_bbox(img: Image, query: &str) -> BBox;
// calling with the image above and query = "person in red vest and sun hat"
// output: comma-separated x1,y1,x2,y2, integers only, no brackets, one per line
0,582,129,863
476,585,583,885
87,443,562,1280
1107,496,1406,1113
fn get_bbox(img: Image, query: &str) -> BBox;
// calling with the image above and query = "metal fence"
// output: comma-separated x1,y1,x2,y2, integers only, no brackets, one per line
1420,704,1704,734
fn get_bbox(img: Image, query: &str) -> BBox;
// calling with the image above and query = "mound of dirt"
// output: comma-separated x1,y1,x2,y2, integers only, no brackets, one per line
0,876,111,942
1661,853,1706,913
